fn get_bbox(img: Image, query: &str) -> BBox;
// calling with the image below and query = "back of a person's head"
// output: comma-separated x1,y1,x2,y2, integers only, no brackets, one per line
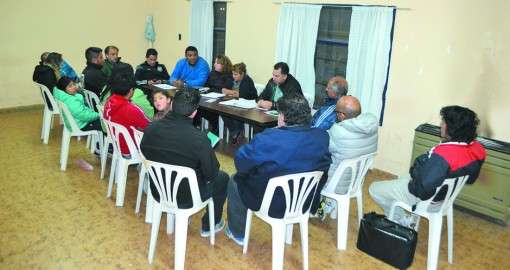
185,46,198,54
273,62,289,75
339,96,361,119
146,48,158,58
40,52,50,64
85,47,102,62
440,105,479,143
45,52,63,68
110,63,135,96
276,94,311,126
232,62,247,74
172,89,200,116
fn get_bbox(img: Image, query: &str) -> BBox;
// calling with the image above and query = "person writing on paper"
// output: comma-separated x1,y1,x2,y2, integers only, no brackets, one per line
135,48,170,85
207,55,233,93
222,63,258,143
169,46,210,88
152,89,172,120
257,62,303,110
140,89,229,238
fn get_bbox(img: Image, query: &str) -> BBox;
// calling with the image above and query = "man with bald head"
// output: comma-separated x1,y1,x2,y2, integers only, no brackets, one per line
314,95,378,218
311,76,348,130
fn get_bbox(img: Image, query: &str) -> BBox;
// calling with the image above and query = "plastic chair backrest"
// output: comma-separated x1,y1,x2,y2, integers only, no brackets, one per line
56,101,83,133
414,175,469,214
36,83,59,113
143,159,205,209
323,152,376,196
254,83,265,95
104,119,140,160
130,127,144,154
83,89,100,111
259,171,323,219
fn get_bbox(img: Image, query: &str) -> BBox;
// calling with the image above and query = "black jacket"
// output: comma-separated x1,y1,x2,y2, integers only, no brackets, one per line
33,64,57,93
206,70,233,93
140,112,221,205
237,74,258,100
259,73,303,108
135,61,169,83
83,62,107,97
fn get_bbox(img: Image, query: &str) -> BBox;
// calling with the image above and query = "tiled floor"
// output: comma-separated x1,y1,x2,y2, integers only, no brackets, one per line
1,109,509,269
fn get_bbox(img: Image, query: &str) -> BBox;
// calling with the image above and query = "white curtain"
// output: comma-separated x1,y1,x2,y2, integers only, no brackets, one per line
275,3,322,106
189,0,214,66
346,6,394,122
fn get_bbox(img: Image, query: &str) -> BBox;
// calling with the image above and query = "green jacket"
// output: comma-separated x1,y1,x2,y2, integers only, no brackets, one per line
101,88,154,120
53,87,99,129
101,59,114,79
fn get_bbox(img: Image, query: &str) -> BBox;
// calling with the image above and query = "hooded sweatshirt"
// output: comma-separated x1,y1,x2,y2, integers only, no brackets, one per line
53,87,99,129
103,94,150,155
33,64,58,92
326,113,379,191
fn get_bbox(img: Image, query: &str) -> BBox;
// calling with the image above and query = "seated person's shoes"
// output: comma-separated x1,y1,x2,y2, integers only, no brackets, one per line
225,225,244,246
200,219,225,238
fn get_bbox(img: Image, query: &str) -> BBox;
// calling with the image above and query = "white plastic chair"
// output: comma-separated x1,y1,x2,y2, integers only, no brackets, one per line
103,119,143,207
36,83,61,144
254,83,265,95
82,90,101,151
243,171,323,270
389,175,469,270
130,127,149,215
143,160,215,270
56,101,102,171
96,105,114,180
320,152,376,250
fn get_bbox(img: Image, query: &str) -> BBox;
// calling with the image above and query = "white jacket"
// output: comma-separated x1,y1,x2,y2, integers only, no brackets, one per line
327,113,378,192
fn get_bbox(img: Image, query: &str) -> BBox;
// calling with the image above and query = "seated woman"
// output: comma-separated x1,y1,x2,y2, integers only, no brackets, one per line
222,62,258,143
152,89,172,120
33,52,63,110
200,55,234,135
53,77,101,131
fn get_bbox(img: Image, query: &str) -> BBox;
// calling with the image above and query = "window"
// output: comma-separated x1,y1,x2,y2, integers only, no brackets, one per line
212,2,227,59
313,7,351,108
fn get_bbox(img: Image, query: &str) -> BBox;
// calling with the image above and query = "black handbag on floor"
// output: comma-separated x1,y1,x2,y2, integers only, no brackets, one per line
356,212,418,270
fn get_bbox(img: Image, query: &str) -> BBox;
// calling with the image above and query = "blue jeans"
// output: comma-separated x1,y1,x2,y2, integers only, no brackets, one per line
227,177,248,238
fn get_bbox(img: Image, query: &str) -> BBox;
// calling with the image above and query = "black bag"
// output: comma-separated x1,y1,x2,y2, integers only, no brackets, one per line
357,212,418,270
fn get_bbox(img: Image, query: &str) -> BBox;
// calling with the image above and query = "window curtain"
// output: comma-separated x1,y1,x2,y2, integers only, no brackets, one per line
346,6,394,123
275,3,322,107
189,0,214,66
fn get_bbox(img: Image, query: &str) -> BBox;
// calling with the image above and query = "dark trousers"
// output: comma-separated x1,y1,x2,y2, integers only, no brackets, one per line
226,177,248,238
201,171,229,230
223,117,244,137
81,119,102,131
195,109,219,135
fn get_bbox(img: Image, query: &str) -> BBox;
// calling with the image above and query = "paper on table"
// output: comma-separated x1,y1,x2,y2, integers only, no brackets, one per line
154,84,176,90
264,110,279,117
201,92,225,99
219,98,257,109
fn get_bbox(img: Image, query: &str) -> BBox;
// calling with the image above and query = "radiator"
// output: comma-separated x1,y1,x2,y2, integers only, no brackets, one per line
412,124,510,225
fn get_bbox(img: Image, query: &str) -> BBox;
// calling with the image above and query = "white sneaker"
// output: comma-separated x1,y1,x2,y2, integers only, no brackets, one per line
200,219,225,238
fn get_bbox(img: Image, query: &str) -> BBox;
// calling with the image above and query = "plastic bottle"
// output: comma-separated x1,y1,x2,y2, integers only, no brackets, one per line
76,159,94,171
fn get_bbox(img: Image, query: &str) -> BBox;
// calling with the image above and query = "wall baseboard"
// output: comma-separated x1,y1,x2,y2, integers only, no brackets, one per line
0,104,44,114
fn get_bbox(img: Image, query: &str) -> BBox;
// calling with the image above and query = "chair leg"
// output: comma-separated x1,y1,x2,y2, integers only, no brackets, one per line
100,140,109,179
356,193,363,225
272,224,286,270
60,129,71,171
300,221,309,270
447,207,454,264
167,213,175,234
427,216,443,270
174,215,189,270
135,169,146,214
115,161,128,207
145,189,154,224
208,201,215,245
337,198,350,250
41,107,47,140
107,155,117,198
148,204,162,264
285,224,293,245
218,116,224,139
43,109,52,144
243,210,253,255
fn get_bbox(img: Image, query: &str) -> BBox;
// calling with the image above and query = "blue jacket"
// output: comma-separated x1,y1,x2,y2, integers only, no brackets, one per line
311,98,338,130
169,56,210,87
234,125,331,218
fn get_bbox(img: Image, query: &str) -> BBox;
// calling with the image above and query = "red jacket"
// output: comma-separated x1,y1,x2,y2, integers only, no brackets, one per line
103,94,150,155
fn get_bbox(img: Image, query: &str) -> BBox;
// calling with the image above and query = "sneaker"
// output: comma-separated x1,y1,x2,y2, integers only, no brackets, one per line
200,219,225,238
225,226,244,246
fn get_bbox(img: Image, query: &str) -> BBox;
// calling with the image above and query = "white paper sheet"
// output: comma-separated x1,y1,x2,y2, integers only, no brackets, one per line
154,84,176,90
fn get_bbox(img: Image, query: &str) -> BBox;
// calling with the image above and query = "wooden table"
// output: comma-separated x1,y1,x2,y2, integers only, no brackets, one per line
146,84,278,139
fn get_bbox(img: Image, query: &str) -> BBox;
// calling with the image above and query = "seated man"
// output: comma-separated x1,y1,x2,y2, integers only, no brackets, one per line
140,89,229,237
101,45,122,79
311,76,348,130
82,47,107,97
169,46,210,88
225,94,331,245
135,48,169,85
369,105,486,227
316,96,378,218
257,62,303,110
103,68,151,156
